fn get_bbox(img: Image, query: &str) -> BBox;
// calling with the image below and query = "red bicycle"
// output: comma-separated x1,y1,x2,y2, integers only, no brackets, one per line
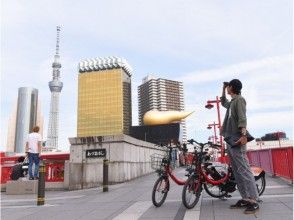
151,145,187,207
182,139,266,209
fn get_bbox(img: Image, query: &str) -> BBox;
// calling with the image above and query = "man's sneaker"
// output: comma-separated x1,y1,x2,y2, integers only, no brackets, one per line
230,200,249,209
34,177,39,180
29,177,34,180
244,202,259,214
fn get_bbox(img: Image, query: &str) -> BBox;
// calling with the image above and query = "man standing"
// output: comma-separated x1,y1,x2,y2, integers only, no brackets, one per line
220,79,259,214
25,126,42,180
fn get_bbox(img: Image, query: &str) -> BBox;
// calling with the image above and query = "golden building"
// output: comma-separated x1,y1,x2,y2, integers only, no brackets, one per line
77,57,132,137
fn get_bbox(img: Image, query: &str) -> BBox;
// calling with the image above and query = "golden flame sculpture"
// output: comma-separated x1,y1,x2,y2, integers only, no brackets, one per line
143,110,194,126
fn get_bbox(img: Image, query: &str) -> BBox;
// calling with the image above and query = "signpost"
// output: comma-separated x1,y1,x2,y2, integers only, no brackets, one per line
85,149,106,158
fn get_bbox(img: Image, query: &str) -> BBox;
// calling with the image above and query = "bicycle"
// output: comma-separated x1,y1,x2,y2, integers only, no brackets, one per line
151,145,187,207
182,139,266,209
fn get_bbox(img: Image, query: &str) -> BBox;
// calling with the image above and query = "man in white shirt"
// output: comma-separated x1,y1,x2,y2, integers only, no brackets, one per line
25,126,42,180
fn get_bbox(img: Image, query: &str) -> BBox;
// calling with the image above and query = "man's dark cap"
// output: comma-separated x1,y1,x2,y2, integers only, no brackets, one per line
229,79,242,93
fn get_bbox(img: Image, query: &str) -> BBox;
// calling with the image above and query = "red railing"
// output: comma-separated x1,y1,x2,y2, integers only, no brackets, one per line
179,152,194,165
215,146,293,181
247,147,293,181
0,153,69,184
45,163,65,182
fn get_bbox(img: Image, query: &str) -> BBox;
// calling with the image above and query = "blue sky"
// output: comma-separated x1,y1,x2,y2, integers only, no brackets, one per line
1,0,293,152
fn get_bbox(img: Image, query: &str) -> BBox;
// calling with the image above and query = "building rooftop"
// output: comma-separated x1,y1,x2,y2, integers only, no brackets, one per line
78,56,133,77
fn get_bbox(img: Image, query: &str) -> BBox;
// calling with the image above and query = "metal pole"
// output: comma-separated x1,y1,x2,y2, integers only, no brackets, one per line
216,96,224,156
213,122,217,144
37,163,46,206
103,159,108,192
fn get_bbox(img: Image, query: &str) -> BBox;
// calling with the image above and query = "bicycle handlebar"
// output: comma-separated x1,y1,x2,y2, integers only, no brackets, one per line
187,139,222,150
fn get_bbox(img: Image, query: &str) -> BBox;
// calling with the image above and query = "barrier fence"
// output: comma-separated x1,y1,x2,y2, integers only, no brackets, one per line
180,146,293,181
1,146,293,185
247,146,293,181
0,152,69,184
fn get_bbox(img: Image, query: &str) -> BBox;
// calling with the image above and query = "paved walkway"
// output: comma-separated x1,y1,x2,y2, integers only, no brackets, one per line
1,168,293,220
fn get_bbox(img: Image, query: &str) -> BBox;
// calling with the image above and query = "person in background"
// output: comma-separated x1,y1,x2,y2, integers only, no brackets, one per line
10,156,26,180
181,143,188,166
25,126,42,180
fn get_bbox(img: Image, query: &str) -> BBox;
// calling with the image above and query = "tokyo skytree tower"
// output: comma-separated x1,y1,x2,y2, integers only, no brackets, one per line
47,26,63,150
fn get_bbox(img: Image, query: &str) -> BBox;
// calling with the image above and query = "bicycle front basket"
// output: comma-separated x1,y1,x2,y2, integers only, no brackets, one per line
150,153,167,171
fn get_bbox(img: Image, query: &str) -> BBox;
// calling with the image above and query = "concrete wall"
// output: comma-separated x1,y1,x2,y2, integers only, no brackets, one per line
67,134,166,190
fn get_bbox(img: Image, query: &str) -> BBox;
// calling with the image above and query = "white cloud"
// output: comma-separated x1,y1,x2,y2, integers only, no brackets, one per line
179,54,292,111
177,55,292,84
1,0,292,151
181,54,293,141
248,111,293,131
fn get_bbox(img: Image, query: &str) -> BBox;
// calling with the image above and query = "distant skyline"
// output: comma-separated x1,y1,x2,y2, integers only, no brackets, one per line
1,0,293,152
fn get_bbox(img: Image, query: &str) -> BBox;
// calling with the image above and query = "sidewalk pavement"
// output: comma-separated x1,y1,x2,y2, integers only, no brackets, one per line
200,175,293,220
1,168,293,220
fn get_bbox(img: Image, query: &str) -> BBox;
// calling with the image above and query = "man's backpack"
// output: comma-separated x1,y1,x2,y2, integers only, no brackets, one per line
10,164,24,180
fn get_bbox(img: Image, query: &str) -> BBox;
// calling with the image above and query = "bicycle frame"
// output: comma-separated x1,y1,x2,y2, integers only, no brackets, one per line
198,163,231,185
192,144,263,186
191,143,231,186
164,165,186,185
156,145,187,186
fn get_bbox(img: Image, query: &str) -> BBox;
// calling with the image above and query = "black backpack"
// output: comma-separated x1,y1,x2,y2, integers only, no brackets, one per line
10,164,24,180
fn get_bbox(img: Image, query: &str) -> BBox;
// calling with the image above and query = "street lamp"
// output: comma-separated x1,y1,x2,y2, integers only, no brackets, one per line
205,96,224,156
207,122,219,144
205,103,214,109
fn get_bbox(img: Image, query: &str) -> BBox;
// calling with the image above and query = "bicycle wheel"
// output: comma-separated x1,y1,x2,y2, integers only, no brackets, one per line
182,175,202,209
202,165,229,198
203,183,227,198
152,176,169,207
256,174,266,196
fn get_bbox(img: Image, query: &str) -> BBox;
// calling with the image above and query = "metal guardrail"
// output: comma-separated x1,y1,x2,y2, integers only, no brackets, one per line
248,147,293,181
0,153,69,184
1,146,293,184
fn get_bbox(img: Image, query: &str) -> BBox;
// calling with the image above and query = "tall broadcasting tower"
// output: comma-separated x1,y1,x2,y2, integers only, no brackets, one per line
47,26,63,150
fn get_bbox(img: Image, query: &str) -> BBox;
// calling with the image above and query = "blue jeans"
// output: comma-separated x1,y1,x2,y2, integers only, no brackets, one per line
28,153,40,178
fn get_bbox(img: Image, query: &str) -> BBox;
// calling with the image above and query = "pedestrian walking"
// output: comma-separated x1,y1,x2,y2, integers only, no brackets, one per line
220,79,260,214
25,126,42,180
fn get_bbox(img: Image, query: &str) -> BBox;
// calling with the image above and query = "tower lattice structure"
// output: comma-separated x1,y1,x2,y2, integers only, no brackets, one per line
47,26,63,150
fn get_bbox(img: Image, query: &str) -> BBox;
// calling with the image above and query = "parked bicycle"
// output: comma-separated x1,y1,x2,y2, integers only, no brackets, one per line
151,145,187,207
182,139,266,209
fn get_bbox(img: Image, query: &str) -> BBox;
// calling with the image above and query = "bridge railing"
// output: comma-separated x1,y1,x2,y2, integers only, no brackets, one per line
0,152,69,184
247,146,293,181
2,146,293,184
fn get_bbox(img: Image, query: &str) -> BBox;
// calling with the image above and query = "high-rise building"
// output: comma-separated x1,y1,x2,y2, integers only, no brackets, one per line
47,26,63,151
6,96,44,153
6,102,17,152
138,75,187,142
77,56,132,137
14,87,39,153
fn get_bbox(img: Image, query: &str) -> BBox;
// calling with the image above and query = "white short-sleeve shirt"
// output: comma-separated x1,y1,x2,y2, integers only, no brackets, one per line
27,132,42,153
